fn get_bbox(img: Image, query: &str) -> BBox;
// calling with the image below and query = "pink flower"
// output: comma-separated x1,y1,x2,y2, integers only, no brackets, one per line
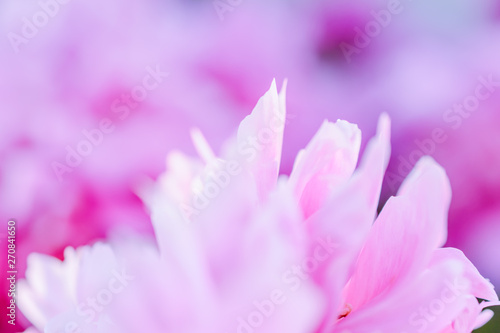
18,81,499,333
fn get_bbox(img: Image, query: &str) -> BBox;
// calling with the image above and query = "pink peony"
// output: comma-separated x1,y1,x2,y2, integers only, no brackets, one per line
18,81,499,333
3,5,500,331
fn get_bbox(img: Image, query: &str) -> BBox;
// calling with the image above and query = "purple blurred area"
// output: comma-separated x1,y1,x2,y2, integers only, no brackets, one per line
1,0,500,331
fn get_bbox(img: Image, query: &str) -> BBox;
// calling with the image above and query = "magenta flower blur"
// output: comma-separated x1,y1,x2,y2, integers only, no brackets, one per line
18,81,499,333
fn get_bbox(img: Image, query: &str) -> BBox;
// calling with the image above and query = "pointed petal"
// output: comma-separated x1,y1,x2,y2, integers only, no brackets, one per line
17,250,79,331
308,114,391,329
430,248,498,302
289,119,361,218
398,156,451,247
190,128,217,165
336,244,497,333
343,157,451,311
334,259,470,333
237,79,286,201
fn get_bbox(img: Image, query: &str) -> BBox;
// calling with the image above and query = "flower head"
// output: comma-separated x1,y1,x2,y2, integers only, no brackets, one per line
19,81,498,333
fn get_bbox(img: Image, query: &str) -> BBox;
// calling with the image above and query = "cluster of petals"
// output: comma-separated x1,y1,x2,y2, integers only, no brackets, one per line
19,81,499,333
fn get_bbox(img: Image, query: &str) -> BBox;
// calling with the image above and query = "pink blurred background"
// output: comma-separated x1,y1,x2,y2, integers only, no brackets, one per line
1,0,500,331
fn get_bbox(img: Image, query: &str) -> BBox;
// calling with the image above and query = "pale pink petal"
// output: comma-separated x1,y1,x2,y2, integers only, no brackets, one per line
18,249,80,331
218,180,325,333
439,297,489,333
430,248,498,302
289,119,361,218
398,156,451,248
473,309,495,330
307,114,391,330
334,259,471,333
342,157,451,311
237,79,286,201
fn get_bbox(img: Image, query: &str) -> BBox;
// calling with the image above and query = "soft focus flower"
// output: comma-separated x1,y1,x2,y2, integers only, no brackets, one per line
3,5,500,331
18,81,499,333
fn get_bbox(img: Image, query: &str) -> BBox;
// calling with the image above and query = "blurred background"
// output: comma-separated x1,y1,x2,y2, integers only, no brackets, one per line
0,0,499,331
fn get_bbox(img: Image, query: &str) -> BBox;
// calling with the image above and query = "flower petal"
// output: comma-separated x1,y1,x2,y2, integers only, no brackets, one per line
342,157,451,312
308,114,391,330
237,79,286,201
289,119,361,218
334,258,470,333
430,247,498,302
